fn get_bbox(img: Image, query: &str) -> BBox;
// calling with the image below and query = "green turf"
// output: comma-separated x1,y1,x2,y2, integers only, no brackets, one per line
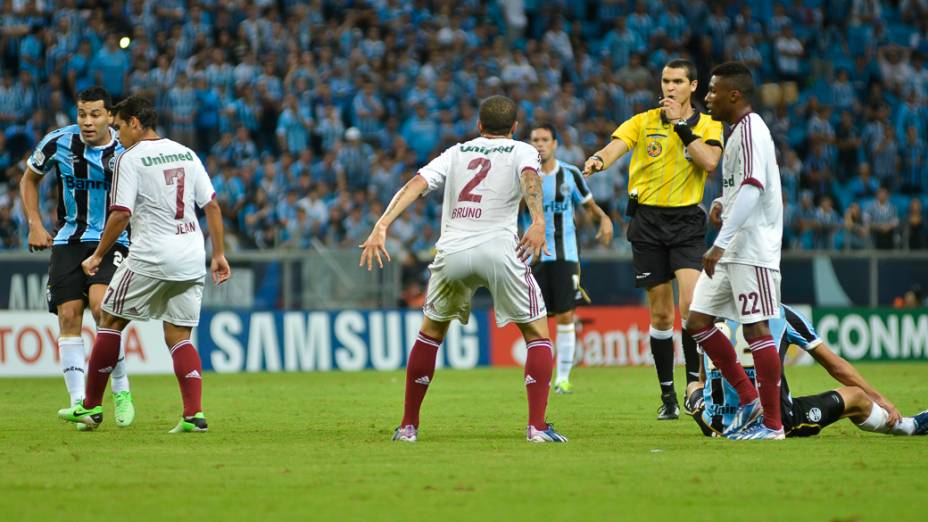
2,364,926,521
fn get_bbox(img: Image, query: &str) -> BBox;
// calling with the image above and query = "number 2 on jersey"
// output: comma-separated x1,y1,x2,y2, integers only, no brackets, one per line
163,167,186,219
458,158,490,203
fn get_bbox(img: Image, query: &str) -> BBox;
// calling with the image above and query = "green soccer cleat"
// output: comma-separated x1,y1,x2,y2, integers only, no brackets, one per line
59,403,103,429
113,391,135,427
168,412,208,433
553,380,574,395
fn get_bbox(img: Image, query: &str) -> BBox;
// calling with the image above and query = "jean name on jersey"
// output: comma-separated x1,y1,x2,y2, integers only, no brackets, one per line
175,221,198,235
140,151,196,166
63,174,110,192
451,206,482,219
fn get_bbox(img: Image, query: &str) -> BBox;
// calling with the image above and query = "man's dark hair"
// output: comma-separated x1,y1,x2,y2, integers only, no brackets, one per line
77,86,113,111
531,123,558,142
710,61,755,97
113,95,158,129
665,58,698,82
478,95,517,135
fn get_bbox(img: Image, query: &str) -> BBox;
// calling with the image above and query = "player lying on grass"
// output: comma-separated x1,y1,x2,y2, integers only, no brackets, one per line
685,304,928,438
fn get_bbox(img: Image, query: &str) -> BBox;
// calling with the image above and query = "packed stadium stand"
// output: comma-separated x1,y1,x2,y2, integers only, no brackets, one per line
0,0,926,258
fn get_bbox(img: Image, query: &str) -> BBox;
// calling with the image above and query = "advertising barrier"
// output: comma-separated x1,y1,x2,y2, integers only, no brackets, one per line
813,308,928,361
198,309,489,372
0,311,173,376
2,306,923,377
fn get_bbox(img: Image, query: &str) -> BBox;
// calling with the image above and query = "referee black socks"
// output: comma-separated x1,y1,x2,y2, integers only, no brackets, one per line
650,326,676,396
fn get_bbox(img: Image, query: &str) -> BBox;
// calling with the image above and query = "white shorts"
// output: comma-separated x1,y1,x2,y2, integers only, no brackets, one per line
424,237,546,327
690,263,781,324
101,262,205,327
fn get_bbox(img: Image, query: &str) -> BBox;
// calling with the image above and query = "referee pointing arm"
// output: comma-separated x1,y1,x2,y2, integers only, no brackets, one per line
584,59,723,420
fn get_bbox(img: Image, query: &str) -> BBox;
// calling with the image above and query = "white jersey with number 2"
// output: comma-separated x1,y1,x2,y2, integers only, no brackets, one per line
110,138,216,281
417,137,541,254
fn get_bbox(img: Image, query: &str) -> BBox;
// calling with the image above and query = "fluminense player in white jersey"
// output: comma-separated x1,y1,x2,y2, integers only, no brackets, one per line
685,62,786,440
58,96,231,433
359,95,567,443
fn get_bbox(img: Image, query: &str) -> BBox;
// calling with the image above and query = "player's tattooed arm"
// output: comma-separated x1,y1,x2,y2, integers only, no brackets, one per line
359,174,429,270
517,168,549,262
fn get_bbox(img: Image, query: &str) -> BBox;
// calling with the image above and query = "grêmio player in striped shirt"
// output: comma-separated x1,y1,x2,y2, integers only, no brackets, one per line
19,86,135,428
524,123,613,394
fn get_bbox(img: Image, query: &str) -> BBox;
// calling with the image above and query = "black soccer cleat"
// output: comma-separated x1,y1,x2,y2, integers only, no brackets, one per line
657,393,680,420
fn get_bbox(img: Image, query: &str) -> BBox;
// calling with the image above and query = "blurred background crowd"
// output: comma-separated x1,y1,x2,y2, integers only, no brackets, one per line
1,0,927,261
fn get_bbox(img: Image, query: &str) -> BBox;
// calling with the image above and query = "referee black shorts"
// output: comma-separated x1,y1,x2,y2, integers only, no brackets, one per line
47,242,129,314
626,204,706,288
532,260,588,316
783,391,846,438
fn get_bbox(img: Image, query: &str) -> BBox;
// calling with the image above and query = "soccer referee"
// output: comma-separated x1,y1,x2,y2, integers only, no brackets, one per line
583,59,723,420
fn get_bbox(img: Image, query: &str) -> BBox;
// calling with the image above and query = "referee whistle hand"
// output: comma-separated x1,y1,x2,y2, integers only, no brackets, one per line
660,98,684,121
702,246,724,278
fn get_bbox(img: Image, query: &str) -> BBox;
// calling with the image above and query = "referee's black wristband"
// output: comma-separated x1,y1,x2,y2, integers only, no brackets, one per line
674,121,697,146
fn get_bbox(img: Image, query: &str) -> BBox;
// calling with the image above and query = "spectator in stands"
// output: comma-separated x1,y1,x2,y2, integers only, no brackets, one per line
848,162,881,200
900,124,926,194
775,25,804,83
814,195,843,249
866,187,900,249
835,110,862,181
844,202,871,250
905,198,926,249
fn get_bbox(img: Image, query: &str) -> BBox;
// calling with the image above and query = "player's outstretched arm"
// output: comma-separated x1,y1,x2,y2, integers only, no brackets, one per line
582,199,614,246
809,343,902,425
582,138,629,177
82,210,130,277
359,174,429,271
203,199,231,286
517,167,549,262
19,168,52,251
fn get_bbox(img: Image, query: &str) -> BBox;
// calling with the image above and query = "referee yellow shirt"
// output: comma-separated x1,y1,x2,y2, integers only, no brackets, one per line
612,108,723,207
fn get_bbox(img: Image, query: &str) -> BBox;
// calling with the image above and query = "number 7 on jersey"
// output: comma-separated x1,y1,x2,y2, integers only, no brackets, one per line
163,167,186,219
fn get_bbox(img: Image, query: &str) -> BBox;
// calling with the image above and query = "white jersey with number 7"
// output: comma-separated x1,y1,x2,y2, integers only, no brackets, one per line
109,138,217,281
417,137,541,255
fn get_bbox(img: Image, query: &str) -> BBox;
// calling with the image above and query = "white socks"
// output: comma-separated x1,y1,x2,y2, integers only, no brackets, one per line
110,347,130,394
555,323,576,383
855,403,917,435
59,337,86,404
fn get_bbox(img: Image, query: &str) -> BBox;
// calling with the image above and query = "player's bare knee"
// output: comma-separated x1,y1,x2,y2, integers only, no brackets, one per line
837,386,869,419
685,311,712,333
419,317,449,341
57,305,83,336
555,310,574,325
517,316,549,342
742,321,770,338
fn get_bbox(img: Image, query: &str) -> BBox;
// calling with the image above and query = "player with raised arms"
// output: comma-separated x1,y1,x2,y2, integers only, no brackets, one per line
360,95,567,443
58,95,231,433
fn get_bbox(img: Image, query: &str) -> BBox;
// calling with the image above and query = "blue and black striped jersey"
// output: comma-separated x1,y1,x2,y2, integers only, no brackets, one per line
521,160,593,263
28,125,129,247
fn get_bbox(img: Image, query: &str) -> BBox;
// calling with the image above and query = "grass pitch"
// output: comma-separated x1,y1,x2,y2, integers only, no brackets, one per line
2,364,926,521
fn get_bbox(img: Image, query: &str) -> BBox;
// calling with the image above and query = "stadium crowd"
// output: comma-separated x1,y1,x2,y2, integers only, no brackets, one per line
1,0,927,258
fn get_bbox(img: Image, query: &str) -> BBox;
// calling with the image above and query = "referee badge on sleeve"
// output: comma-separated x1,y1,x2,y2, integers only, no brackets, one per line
647,141,662,158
